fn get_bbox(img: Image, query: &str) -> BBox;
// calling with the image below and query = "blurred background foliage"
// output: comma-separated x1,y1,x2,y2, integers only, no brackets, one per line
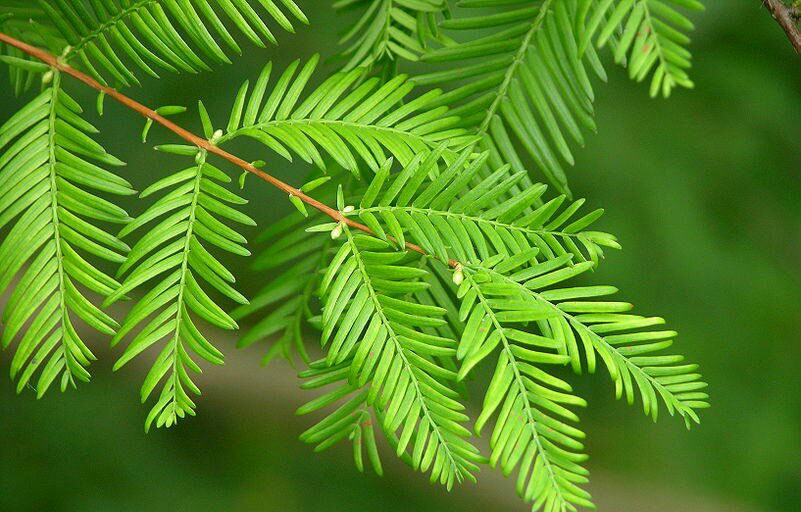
1,2,800,511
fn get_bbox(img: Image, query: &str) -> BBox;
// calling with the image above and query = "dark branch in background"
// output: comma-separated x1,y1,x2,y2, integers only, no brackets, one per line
0,31,458,268
763,0,801,53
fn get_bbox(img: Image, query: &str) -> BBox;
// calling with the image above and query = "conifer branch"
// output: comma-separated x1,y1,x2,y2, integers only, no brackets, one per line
0,30,455,267
0,8,709,507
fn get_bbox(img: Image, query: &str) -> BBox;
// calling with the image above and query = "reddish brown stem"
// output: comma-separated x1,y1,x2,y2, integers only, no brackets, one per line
763,0,801,53
0,31,457,268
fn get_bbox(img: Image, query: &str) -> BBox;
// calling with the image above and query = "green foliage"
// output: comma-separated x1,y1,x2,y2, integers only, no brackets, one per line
217,56,477,173
451,248,708,509
581,0,705,97
351,148,618,266
0,72,133,396
457,265,592,511
106,148,254,430
305,229,484,489
334,0,448,70
233,211,329,364
416,0,605,196
0,0,709,510
0,1,58,94
460,257,708,426
297,357,385,475
285,148,706,508
2,0,307,87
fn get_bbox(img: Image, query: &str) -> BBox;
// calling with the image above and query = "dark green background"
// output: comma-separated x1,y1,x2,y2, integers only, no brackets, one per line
1,2,799,511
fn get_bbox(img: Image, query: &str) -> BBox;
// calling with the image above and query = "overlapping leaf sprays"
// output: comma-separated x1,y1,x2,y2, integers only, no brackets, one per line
0,1,708,511
287,145,705,510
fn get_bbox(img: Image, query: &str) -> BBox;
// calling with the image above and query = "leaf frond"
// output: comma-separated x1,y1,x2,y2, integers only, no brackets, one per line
334,0,448,70
108,148,253,430
581,0,704,97
35,0,308,86
464,256,709,427
300,229,483,488
217,57,480,175
353,149,619,267
0,73,133,396
417,0,606,195
298,359,385,475
456,268,591,512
